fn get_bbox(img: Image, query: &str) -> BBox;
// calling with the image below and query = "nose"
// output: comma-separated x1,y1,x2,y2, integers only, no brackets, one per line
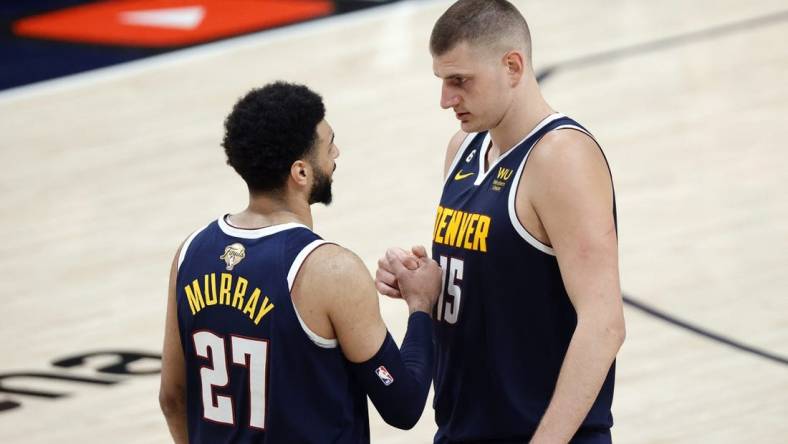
440,84,459,109
334,144,340,159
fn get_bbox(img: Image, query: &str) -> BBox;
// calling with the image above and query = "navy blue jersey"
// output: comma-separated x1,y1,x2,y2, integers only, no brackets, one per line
176,217,369,443
431,114,616,443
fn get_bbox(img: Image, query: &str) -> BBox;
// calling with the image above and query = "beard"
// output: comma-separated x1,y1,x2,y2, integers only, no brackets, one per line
308,165,333,205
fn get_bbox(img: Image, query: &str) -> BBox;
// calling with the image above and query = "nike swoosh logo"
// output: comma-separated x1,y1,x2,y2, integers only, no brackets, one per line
454,170,475,181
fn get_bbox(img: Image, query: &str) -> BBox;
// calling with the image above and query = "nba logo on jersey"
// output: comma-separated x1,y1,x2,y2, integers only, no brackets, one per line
375,366,394,386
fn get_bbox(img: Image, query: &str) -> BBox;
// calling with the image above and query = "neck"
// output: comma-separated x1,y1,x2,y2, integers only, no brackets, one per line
228,192,313,230
488,72,554,156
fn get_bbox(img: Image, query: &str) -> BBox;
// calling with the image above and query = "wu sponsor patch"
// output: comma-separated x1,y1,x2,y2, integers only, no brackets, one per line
219,243,246,271
375,365,394,386
491,166,513,191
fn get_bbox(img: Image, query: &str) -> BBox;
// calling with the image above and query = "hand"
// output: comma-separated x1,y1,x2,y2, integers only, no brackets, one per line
386,247,442,315
375,247,418,298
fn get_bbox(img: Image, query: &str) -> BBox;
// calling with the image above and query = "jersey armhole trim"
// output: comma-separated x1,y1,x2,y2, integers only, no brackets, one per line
552,124,618,230
287,239,338,349
443,132,477,186
506,123,599,256
507,140,556,256
177,224,209,270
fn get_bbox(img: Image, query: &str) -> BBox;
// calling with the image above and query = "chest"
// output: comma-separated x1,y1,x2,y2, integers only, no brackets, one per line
436,140,528,256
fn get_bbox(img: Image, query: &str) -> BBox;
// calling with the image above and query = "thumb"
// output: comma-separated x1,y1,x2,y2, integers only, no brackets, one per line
402,255,419,271
385,249,409,276
411,245,428,259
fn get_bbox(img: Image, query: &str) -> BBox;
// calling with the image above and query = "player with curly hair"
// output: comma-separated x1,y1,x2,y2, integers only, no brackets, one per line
159,82,441,443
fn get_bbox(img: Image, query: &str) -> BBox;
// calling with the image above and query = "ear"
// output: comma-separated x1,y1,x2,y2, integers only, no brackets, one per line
290,160,310,187
503,51,525,86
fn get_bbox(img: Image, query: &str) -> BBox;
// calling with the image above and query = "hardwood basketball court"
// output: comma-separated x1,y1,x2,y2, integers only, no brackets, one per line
1,0,786,442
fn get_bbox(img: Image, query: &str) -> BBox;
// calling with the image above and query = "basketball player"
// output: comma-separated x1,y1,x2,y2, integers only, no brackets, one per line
375,1,626,443
159,82,442,443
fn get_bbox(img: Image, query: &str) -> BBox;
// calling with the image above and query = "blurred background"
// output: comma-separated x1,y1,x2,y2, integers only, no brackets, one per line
1,0,786,442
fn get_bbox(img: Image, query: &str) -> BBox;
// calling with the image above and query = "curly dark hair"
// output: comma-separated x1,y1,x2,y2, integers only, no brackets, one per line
222,81,325,193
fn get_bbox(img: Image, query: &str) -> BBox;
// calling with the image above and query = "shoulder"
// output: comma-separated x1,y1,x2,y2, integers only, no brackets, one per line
525,128,611,186
443,130,470,176
300,243,364,274
530,128,604,168
177,222,214,265
447,130,469,154
525,128,614,214
297,243,374,300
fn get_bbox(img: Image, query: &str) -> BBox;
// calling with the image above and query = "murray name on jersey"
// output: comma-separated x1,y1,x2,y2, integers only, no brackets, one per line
183,272,275,325
433,205,491,253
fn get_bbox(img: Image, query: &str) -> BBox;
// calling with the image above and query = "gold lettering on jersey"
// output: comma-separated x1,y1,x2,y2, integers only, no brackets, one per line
433,205,491,252
254,297,275,325
463,213,480,250
244,289,261,318
219,273,232,305
492,167,514,191
204,274,217,306
232,277,248,309
455,212,472,247
434,208,453,243
473,215,491,251
496,167,513,180
185,280,205,314
183,273,274,325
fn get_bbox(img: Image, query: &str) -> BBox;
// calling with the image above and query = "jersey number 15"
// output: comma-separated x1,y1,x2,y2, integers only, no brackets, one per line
436,256,464,324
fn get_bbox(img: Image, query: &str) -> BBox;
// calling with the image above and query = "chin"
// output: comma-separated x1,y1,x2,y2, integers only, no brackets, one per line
461,120,484,133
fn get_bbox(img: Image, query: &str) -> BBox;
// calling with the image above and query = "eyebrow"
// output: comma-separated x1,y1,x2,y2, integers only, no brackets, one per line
435,72,468,80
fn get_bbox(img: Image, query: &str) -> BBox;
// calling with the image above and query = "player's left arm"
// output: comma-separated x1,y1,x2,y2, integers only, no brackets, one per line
526,130,626,443
159,245,188,444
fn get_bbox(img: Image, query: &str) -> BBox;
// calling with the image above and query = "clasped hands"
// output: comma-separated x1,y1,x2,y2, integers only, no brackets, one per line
375,246,442,315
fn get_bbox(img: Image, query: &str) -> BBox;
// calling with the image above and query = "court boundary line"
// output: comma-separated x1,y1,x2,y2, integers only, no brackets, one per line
537,9,788,82
623,295,788,367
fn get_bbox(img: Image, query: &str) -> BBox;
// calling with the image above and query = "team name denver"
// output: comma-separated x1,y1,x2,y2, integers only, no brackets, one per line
433,206,491,252
184,273,274,325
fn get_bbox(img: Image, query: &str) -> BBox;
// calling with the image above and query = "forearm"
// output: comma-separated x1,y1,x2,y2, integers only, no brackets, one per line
165,417,188,444
160,392,188,443
531,320,624,444
350,311,434,429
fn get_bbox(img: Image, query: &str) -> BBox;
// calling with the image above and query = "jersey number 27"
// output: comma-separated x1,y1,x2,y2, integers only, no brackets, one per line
192,332,269,429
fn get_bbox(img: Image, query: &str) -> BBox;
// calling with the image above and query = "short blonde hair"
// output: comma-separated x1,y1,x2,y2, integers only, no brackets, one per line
430,0,532,65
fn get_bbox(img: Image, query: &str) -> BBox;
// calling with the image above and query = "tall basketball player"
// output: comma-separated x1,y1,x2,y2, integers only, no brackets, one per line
159,82,442,443
376,1,626,443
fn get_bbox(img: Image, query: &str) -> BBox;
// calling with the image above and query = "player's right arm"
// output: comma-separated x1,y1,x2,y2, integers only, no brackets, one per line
159,245,188,444
294,244,441,429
